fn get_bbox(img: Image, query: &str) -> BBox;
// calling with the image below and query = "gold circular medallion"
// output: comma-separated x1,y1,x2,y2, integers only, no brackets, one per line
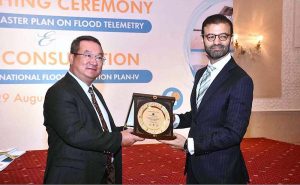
137,102,170,135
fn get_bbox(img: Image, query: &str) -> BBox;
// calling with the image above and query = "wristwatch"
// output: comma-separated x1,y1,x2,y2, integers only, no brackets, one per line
183,139,188,153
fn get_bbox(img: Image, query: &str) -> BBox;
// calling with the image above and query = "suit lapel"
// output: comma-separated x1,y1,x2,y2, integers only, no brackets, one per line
191,68,206,114
64,73,104,131
197,58,237,113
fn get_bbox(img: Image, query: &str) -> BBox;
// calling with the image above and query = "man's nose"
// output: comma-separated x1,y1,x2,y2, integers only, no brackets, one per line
213,36,222,44
89,57,98,65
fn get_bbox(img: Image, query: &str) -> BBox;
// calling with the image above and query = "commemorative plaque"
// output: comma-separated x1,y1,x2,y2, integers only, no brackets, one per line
124,93,176,140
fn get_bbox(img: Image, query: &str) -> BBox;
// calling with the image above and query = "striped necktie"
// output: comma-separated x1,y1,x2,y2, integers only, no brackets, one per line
196,65,216,108
88,87,114,183
88,87,109,132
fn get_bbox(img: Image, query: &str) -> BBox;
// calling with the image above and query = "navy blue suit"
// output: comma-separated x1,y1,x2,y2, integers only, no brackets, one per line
43,73,122,184
178,57,253,183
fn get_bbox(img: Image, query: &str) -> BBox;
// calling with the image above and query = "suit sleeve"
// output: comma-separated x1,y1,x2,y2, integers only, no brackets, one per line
193,75,254,155
43,87,122,154
177,111,193,128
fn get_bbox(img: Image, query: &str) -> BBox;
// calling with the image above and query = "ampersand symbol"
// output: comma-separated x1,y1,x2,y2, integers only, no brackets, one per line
38,31,56,46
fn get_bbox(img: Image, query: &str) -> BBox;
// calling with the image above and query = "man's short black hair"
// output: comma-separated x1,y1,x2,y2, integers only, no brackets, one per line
201,14,233,36
70,35,102,54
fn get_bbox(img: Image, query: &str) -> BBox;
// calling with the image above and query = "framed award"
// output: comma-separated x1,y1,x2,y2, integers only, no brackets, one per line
124,93,176,140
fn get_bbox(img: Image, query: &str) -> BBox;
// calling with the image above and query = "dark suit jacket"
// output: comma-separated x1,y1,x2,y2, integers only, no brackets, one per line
178,57,253,184
43,73,123,184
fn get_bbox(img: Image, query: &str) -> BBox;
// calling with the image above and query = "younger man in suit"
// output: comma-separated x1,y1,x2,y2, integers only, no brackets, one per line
43,35,144,184
159,14,253,184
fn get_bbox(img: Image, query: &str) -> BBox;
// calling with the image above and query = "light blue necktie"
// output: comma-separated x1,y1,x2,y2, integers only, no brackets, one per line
196,65,216,108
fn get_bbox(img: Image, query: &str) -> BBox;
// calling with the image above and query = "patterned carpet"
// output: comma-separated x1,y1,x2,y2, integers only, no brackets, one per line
0,138,299,184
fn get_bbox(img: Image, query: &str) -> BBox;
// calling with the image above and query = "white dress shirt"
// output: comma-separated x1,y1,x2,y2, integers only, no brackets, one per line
68,71,112,132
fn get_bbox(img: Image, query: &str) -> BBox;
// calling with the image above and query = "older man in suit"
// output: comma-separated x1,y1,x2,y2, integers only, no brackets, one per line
160,14,253,184
43,35,144,184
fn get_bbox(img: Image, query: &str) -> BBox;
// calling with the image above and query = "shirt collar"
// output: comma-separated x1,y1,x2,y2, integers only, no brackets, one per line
68,71,92,93
208,53,231,71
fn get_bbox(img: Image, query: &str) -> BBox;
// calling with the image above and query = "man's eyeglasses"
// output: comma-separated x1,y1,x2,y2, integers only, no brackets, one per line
203,33,232,42
73,52,106,63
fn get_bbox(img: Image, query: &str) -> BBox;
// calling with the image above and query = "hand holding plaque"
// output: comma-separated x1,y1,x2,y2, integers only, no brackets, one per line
124,93,176,140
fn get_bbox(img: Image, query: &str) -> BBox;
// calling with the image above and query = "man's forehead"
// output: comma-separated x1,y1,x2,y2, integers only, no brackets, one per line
78,41,102,52
204,23,230,32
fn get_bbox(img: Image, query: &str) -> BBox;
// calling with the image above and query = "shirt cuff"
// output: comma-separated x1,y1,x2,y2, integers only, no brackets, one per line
173,114,180,128
187,138,195,155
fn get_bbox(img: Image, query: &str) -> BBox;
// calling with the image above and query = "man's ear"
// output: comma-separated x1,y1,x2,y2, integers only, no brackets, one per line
69,53,74,65
230,35,234,44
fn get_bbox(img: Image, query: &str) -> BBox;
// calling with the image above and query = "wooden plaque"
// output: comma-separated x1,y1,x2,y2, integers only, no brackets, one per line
125,93,176,140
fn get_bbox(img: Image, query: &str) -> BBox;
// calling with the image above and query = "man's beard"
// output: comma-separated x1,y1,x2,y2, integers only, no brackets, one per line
204,44,230,60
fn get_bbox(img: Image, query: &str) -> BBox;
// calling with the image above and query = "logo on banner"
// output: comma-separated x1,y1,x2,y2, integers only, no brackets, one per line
162,87,183,110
